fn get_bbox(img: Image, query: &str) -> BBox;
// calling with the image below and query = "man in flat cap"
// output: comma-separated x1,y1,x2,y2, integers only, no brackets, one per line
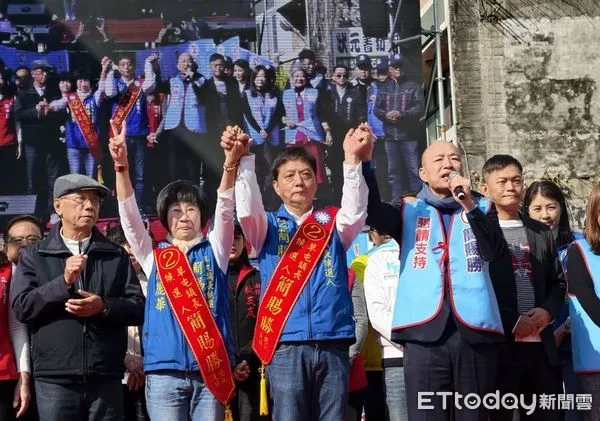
11,174,145,421
15,60,66,223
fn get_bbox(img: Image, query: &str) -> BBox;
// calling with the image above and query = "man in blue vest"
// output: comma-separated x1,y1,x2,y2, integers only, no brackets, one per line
364,139,510,421
144,52,208,187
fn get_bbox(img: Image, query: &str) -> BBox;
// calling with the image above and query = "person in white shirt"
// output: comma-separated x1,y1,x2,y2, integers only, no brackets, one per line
363,216,408,421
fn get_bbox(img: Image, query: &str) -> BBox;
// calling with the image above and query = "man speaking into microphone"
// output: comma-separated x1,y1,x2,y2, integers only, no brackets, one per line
363,140,513,421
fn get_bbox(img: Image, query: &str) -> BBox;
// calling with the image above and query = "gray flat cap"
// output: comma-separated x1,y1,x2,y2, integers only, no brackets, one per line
31,60,54,71
54,174,110,200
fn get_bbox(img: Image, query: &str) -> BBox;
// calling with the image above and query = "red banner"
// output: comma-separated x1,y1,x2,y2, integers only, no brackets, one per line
67,93,103,163
154,246,235,405
252,208,339,365
110,81,142,137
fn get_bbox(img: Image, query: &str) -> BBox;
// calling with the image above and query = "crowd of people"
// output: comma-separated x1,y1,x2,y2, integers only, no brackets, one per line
0,47,423,224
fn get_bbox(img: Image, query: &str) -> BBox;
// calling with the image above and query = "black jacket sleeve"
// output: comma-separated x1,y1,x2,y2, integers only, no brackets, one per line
401,81,424,120
539,231,565,319
241,92,263,133
11,247,72,323
374,84,388,122
354,89,367,124
14,93,39,123
364,163,403,244
567,244,600,327
465,204,507,262
102,256,145,326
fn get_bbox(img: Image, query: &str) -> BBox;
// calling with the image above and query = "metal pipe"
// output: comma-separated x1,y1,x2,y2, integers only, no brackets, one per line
432,0,446,139
445,0,458,129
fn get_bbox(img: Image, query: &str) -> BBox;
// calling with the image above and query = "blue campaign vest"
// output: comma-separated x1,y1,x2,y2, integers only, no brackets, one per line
65,93,99,150
391,197,504,334
282,88,325,144
367,84,384,138
257,206,355,342
567,238,600,373
143,240,235,372
243,92,280,146
111,77,149,137
164,76,207,133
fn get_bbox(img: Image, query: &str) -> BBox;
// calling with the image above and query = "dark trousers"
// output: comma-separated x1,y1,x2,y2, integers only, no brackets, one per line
347,388,366,421
122,385,148,421
384,139,421,200
0,380,16,421
404,329,499,421
364,371,387,421
490,342,563,421
372,137,390,202
35,378,123,421
24,143,66,218
125,136,146,210
0,144,22,195
249,141,281,211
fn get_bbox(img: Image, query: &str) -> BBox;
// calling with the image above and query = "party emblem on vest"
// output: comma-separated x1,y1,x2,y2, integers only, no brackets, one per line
346,98,352,103
459,210,470,224
314,211,332,225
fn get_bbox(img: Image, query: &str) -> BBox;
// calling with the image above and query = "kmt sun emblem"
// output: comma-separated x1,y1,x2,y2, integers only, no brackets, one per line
314,211,331,225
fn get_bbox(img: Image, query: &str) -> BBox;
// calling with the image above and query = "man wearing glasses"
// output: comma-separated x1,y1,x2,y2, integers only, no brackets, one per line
11,174,145,421
0,215,42,421
327,64,367,202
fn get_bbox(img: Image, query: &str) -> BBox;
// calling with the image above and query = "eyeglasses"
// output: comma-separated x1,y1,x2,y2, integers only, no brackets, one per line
61,194,102,207
7,235,42,246
334,74,348,78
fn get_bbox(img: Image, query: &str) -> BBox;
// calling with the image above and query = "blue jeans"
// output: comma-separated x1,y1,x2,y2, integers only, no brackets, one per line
384,366,408,421
145,370,224,421
35,378,123,421
126,136,146,208
384,139,421,200
67,148,96,178
267,342,350,421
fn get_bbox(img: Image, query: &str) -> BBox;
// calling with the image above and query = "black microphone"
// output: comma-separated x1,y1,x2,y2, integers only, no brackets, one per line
448,171,466,201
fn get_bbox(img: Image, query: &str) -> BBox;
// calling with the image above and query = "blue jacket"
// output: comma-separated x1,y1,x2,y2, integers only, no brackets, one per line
111,77,149,137
257,206,355,342
143,240,235,372
65,93,100,150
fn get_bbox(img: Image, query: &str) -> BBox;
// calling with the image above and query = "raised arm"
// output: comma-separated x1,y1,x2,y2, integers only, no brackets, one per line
208,127,251,273
336,124,371,251
142,54,158,94
110,120,154,276
102,56,117,98
227,131,269,254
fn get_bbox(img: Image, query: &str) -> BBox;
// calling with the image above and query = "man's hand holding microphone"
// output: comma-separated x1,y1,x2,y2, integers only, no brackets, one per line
448,171,476,212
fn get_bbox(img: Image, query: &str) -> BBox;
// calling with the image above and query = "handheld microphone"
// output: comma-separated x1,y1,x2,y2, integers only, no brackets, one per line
448,171,466,201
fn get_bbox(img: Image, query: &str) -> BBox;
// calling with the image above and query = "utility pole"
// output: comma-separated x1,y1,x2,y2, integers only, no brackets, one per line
432,0,446,140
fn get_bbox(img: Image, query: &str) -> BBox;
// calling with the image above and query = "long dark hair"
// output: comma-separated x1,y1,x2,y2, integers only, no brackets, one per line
584,184,600,253
249,65,274,97
523,180,572,248
233,59,251,86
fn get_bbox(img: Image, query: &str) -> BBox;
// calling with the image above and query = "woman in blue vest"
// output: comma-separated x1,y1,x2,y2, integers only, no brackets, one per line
109,121,251,421
524,180,584,421
565,183,600,421
281,66,332,187
241,65,283,208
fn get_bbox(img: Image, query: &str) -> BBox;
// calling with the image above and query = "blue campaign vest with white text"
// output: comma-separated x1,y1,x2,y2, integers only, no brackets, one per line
164,76,207,133
282,88,325,144
143,240,235,372
391,197,504,334
257,206,355,342
367,83,384,138
243,91,280,146
567,238,600,373
65,93,99,149
111,77,149,137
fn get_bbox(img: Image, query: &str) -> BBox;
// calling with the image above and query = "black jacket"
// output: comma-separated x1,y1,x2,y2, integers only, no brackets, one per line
203,76,243,133
327,83,367,137
11,224,145,379
364,166,510,345
14,85,63,147
491,215,564,366
374,77,424,140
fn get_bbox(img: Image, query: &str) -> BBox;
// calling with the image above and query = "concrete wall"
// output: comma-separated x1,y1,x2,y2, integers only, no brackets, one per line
451,0,600,226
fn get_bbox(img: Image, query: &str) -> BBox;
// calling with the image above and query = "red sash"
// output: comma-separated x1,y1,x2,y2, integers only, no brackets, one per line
252,208,339,365
67,93,103,163
154,246,235,405
110,81,142,137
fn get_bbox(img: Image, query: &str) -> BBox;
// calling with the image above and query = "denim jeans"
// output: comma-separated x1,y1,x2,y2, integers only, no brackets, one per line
384,139,421,200
67,148,96,178
384,366,408,421
126,136,146,208
35,378,123,421
267,342,350,421
145,370,224,421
